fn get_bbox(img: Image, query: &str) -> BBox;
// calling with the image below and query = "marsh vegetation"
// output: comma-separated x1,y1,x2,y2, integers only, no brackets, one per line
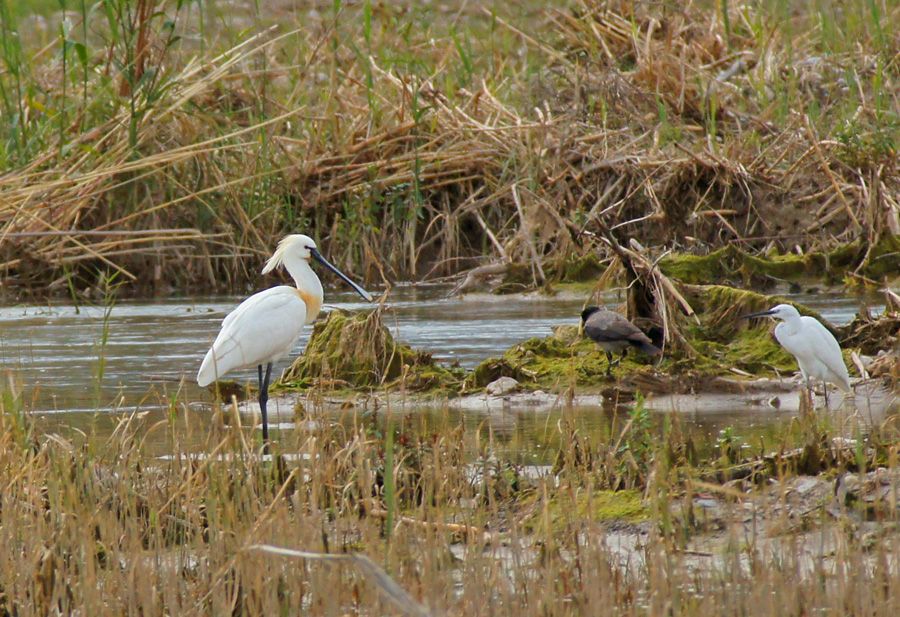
0,0,896,293
1,0,898,614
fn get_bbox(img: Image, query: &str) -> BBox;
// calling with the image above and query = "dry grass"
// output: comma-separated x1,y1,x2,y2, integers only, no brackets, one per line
0,0,896,293
1,388,899,615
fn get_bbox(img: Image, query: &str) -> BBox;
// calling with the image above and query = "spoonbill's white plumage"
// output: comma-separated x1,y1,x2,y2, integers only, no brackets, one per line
198,234,373,442
742,303,851,405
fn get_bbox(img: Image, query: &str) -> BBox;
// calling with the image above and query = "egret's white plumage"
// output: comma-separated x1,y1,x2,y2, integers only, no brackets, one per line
197,234,372,441
745,303,851,398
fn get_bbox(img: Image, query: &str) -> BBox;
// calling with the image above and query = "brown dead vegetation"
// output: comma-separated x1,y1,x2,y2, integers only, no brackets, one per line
0,1,896,294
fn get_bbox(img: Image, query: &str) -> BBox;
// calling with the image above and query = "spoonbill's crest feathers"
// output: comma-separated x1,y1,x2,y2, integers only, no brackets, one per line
262,234,316,275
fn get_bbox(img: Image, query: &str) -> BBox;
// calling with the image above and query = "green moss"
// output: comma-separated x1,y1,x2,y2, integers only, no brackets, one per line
501,335,608,387
466,284,832,389
691,327,797,374
526,489,648,533
678,285,831,375
658,247,735,284
466,324,660,390
493,263,535,294
280,309,463,392
558,253,605,282
863,234,900,279
658,240,899,286
659,245,825,285
684,284,829,340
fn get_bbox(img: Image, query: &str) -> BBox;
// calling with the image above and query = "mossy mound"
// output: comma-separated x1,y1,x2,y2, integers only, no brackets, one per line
659,238,899,287
683,284,830,338
669,285,833,374
466,334,598,389
281,309,463,392
467,325,657,389
689,327,797,374
469,285,839,389
525,489,648,534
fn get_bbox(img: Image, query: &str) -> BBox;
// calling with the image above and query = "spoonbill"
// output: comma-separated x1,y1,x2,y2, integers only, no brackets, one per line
581,306,661,375
741,303,851,405
197,234,373,442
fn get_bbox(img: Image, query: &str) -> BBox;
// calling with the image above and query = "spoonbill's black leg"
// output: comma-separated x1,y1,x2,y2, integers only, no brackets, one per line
605,351,614,376
823,381,829,410
258,362,273,445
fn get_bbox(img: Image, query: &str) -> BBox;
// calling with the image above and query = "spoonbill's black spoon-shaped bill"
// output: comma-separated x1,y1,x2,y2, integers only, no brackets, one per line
197,234,373,444
581,306,661,376
741,303,851,406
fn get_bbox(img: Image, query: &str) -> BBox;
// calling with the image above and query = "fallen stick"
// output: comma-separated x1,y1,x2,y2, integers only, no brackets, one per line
247,544,434,617
369,508,505,545
448,261,509,296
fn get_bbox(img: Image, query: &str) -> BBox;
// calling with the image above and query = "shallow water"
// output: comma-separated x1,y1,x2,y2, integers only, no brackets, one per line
0,284,893,452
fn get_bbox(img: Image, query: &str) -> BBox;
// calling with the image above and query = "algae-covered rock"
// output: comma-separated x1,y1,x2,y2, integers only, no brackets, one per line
467,357,529,389
281,309,462,391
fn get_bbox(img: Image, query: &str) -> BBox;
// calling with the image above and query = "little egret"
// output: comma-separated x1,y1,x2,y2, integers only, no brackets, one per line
581,306,661,375
197,234,373,442
741,303,851,405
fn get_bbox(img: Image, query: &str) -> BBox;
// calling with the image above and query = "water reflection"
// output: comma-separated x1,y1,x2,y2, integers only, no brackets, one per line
30,399,800,465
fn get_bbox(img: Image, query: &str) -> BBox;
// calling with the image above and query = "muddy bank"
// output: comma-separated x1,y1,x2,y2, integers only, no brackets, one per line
224,378,897,434
601,468,900,578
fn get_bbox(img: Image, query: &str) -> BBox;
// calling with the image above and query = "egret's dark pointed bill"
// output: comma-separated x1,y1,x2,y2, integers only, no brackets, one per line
740,309,775,320
310,249,374,302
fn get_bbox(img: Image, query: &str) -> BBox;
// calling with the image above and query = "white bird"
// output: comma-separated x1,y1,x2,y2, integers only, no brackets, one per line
742,303,851,406
198,234,373,442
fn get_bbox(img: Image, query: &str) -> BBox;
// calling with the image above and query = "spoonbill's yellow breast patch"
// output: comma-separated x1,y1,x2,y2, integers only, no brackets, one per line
296,288,322,322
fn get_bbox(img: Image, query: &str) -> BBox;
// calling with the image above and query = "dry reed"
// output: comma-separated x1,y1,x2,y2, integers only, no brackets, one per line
0,0,895,293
